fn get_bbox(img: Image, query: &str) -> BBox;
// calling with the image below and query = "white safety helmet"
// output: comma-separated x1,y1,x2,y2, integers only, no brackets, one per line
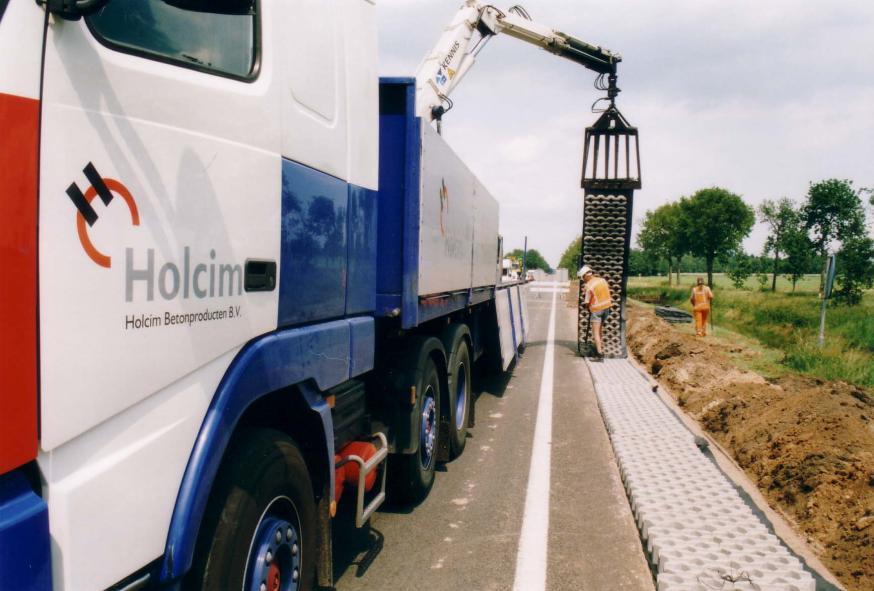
577,265,593,278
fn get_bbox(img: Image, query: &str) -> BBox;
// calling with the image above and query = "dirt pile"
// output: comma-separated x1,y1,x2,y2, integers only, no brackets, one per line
626,305,874,591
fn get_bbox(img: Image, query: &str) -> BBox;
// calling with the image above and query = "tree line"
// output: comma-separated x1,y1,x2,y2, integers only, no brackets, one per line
624,249,821,278
506,248,553,273
557,180,873,305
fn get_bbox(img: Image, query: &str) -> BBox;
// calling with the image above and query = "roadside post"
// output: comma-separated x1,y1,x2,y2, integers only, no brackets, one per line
818,254,837,347
522,235,528,278
710,296,714,335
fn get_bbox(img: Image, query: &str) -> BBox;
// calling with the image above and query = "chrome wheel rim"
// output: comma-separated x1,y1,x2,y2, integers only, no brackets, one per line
419,385,437,471
244,496,301,591
454,362,467,431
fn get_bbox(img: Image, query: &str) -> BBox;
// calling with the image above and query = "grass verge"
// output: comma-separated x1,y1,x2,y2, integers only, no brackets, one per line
628,276,874,388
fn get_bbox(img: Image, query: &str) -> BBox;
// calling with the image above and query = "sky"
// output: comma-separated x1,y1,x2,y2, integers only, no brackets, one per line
376,0,874,267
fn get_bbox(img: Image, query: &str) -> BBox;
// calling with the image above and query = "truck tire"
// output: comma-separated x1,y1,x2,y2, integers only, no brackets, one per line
188,428,316,591
391,356,442,504
447,335,471,459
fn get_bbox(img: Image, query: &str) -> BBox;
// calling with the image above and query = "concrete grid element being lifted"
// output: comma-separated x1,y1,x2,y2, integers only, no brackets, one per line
578,192,633,358
587,358,817,591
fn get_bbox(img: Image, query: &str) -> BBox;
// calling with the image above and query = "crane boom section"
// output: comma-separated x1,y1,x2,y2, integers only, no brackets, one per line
415,1,620,120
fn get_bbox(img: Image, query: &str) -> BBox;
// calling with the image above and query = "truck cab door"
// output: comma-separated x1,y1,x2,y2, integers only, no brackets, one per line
38,2,281,588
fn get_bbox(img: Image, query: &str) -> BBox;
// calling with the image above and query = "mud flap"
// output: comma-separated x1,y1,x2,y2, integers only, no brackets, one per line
436,421,451,463
316,485,334,590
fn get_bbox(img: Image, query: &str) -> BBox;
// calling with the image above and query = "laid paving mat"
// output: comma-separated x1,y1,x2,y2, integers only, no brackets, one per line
587,358,817,591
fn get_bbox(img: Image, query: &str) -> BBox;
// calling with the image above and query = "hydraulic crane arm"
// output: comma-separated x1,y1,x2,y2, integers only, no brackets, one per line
415,1,621,121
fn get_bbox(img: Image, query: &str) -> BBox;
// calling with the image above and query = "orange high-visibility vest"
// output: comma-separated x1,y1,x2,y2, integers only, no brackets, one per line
692,286,712,311
586,276,612,312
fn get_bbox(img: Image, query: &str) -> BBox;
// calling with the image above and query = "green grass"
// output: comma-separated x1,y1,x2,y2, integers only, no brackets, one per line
629,272,822,292
628,274,874,388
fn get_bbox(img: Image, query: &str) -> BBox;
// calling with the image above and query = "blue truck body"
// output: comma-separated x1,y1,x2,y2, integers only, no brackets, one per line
1,74,529,590
163,76,530,587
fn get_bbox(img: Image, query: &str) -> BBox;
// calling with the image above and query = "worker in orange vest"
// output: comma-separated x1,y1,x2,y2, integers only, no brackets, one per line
690,277,714,336
578,265,613,361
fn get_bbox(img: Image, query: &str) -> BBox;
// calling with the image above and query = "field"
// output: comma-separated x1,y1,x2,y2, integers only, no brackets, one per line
627,274,874,389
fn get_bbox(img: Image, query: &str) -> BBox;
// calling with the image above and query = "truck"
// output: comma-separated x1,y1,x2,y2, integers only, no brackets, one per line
0,1,620,589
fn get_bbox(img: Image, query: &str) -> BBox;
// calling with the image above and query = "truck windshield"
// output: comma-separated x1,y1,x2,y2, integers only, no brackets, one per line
0,0,9,23
87,0,256,79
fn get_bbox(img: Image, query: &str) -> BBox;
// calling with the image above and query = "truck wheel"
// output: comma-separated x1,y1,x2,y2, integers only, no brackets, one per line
188,428,316,591
447,337,471,458
392,357,441,504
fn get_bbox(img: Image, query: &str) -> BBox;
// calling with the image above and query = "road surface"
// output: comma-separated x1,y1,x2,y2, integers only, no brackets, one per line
332,287,655,591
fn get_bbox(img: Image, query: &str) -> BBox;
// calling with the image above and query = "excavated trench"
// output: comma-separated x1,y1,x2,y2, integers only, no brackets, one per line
625,304,874,591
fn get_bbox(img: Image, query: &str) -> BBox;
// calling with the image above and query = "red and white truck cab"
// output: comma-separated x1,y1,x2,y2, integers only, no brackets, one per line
2,2,386,589
0,2,616,589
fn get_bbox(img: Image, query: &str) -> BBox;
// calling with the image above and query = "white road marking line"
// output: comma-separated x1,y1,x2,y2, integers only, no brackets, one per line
512,290,557,591
529,281,570,287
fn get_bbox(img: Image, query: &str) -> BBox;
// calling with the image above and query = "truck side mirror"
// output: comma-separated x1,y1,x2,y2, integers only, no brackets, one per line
46,0,107,21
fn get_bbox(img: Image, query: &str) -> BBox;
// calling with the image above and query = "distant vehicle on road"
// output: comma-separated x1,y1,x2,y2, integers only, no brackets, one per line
502,258,520,281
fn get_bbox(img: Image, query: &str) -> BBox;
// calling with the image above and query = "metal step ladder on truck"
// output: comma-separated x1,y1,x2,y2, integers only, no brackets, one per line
0,1,621,589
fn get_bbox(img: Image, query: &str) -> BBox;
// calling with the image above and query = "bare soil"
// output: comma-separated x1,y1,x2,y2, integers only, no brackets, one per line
626,305,874,591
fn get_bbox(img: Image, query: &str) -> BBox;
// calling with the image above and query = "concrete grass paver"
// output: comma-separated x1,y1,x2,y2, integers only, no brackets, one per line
548,299,654,591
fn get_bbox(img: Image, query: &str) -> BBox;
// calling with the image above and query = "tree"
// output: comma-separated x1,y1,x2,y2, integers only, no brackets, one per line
725,253,753,289
781,221,815,292
507,248,552,273
802,179,866,292
834,236,874,305
637,202,688,285
758,198,799,291
557,236,582,276
628,248,661,276
680,188,755,287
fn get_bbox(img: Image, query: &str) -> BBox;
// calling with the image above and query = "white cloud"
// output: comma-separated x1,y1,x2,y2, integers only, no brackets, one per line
377,0,874,266
498,135,550,164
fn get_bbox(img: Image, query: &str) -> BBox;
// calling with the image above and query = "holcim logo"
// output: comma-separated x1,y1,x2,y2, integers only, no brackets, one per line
124,247,243,303
66,163,244,304
66,162,140,268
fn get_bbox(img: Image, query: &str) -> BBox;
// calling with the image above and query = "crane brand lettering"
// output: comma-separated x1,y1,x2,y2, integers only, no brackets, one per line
442,41,460,70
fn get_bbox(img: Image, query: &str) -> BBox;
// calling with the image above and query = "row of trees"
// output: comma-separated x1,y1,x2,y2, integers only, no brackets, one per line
624,249,822,278
506,248,553,273
637,187,755,287
557,211,803,280
632,180,873,304
557,237,582,276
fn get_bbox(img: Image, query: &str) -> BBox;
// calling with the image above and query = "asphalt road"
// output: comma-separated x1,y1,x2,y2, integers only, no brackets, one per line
332,289,655,591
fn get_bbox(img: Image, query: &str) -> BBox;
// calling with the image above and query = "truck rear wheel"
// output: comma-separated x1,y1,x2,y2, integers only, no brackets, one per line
391,356,441,504
188,428,316,591
447,336,471,458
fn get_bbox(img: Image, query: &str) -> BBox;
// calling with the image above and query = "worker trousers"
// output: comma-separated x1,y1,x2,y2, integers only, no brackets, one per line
694,309,710,336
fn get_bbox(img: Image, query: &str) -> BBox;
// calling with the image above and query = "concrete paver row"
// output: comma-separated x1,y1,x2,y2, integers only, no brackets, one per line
587,359,816,591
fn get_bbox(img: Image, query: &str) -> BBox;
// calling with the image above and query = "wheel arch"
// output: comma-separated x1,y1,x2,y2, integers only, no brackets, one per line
417,337,449,428
387,335,446,454
158,318,374,583
430,343,450,425
235,384,331,503
437,322,471,424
